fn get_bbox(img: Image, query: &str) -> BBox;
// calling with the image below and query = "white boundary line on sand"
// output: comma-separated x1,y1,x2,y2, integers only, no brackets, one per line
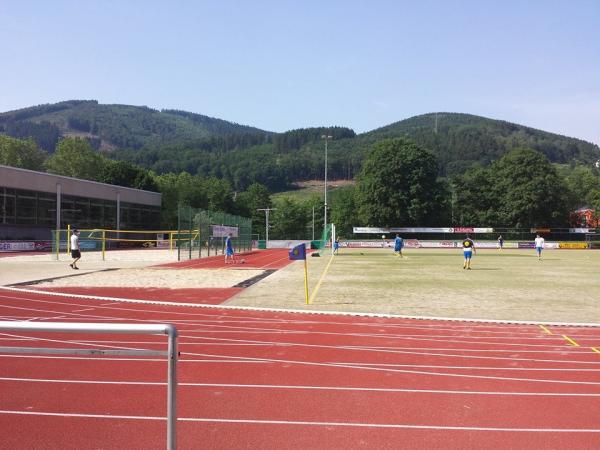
1,285,599,328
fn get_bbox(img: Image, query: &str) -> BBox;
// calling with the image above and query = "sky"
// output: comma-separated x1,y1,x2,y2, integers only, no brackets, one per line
1,0,599,144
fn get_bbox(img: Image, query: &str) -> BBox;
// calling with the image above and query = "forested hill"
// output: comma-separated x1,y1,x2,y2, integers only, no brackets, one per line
0,100,270,152
1,101,599,192
357,113,600,175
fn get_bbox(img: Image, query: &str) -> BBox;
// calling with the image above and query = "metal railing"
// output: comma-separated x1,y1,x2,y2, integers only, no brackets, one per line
0,321,178,450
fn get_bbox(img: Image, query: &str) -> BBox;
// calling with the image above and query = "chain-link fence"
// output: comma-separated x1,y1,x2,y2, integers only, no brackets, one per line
177,206,252,261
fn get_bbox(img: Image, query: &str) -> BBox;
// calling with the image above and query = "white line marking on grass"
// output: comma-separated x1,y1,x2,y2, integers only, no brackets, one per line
2,410,599,432
3,285,600,328
3,377,600,397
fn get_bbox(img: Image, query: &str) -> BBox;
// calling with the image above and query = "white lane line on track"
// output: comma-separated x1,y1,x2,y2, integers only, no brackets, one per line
1,353,597,372
3,377,600,396
3,285,600,328
4,303,592,357
0,312,579,351
1,410,600,432
4,291,594,338
0,354,268,363
4,343,599,385
3,295,599,348
71,308,95,313
173,335,600,365
0,336,585,354
0,332,156,354
176,350,600,386
1,330,596,367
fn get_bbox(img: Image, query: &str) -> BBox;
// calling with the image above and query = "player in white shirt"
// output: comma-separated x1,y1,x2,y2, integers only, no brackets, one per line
534,234,545,260
70,229,81,269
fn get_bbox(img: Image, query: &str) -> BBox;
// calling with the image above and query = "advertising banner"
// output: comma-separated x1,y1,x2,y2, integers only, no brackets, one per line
0,241,35,252
568,228,594,234
353,227,493,234
559,242,588,249
518,242,536,249
212,225,239,238
390,227,453,233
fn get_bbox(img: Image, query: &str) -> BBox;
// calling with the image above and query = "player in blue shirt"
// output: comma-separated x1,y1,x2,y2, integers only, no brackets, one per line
462,234,476,269
225,233,235,264
394,234,404,258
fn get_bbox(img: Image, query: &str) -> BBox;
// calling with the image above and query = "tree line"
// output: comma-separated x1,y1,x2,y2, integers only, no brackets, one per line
2,135,600,240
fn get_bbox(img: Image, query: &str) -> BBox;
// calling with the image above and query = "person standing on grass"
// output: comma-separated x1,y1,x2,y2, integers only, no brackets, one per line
534,234,545,260
333,237,340,254
225,233,235,264
497,235,504,251
394,234,404,258
462,234,476,270
70,229,81,270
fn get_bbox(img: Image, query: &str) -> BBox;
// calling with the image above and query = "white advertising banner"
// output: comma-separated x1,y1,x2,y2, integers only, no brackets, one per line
569,228,594,233
353,227,493,234
0,241,35,252
211,225,239,238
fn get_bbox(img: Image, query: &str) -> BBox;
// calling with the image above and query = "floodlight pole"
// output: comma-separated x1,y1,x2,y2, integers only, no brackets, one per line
257,208,276,247
321,135,333,233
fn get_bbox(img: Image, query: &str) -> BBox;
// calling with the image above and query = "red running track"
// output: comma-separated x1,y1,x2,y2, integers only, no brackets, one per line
155,248,297,270
1,287,600,449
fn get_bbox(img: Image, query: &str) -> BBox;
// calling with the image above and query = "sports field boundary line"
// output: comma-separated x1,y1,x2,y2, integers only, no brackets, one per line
1,285,600,328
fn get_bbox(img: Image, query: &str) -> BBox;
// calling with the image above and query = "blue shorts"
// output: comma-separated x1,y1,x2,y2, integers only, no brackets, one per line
395,246,402,252
463,250,472,259
536,247,542,254
226,248,234,256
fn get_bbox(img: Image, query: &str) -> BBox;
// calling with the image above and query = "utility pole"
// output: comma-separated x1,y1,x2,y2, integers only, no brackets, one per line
312,206,315,240
257,208,276,247
321,135,333,232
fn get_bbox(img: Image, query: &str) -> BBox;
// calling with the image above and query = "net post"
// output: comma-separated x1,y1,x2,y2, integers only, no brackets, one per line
54,229,59,261
177,204,181,262
67,224,71,254
102,229,106,261
331,223,336,256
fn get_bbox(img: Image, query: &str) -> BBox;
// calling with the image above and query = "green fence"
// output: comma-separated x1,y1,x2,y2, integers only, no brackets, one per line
311,223,333,255
177,206,252,261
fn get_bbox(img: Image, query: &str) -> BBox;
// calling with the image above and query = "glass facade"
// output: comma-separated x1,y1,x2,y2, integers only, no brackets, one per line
0,187,160,231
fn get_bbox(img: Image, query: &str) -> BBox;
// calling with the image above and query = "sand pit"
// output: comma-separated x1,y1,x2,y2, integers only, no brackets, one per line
33,267,264,289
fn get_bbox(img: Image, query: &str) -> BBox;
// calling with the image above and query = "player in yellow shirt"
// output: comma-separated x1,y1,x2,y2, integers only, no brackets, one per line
462,234,476,270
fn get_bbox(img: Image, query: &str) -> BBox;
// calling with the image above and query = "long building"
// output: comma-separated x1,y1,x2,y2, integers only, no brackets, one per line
0,165,161,240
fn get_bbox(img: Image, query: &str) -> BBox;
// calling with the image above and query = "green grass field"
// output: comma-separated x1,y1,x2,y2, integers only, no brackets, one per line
232,248,600,324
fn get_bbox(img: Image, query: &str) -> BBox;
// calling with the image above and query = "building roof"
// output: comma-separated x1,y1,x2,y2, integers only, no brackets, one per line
0,165,161,206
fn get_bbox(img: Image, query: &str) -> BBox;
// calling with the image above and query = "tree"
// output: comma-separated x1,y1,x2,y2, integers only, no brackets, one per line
490,148,570,227
271,197,310,239
329,185,357,236
0,135,47,170
100,160,158,191
45,137,106,181
450,165,497,226
559,163,600,208
234,183,272,236
355,138,450,226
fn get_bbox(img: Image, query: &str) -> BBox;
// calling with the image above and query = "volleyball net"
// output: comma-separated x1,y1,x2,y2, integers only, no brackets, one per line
51,208,252,261
51,226,199,261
